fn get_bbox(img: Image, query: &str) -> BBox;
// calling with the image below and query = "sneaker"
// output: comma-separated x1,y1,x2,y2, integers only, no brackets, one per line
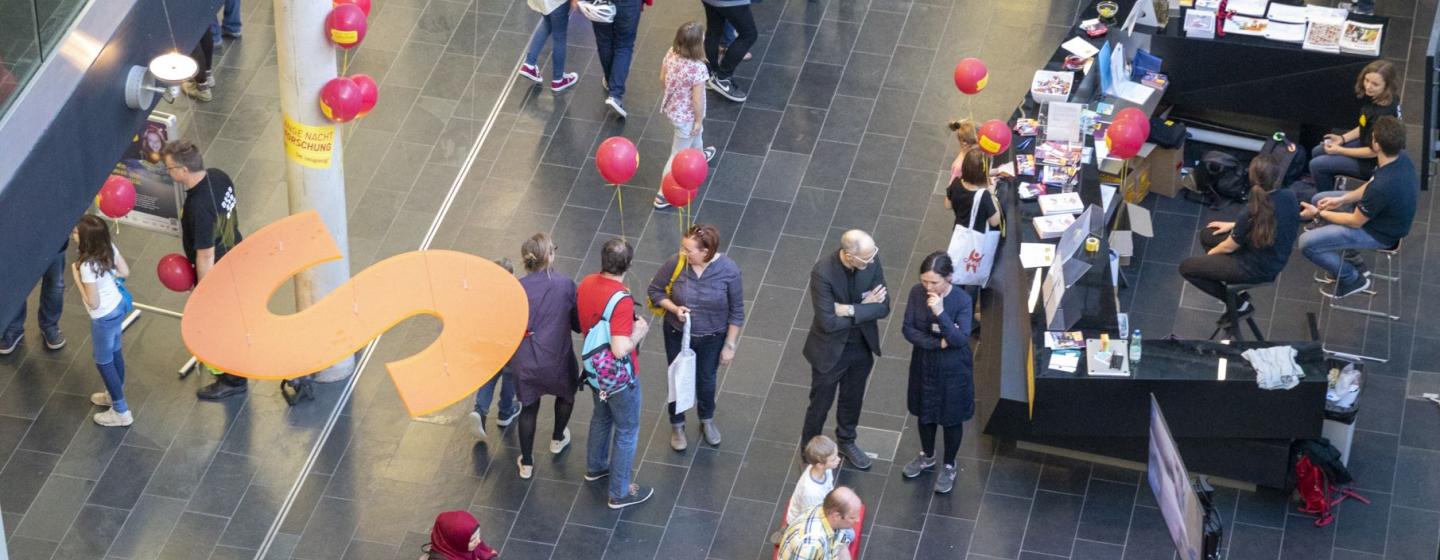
221,29,242,39
196,380,246,400
183,80,213,102
517,456,534,480
653,195,672,210
608,484,654,509
703,146,717,162
671,424,688,451
584,469,609,482
1343,2,1375,15
518,63,543,83
1321,276,1372,299
550,72,579,92
90,392,113,407
0,332,19,355
1235,292,1253,315
550,427,571,454
707,76,747,102
901,453,936,478
838,440,873,470
41,329,65,350
601,76,609,92
94,409,133,427
701,418,722,446
468,411,487,441
934,464,957,494
1314,270,1336,284
605,96,628,119
495,406,521,428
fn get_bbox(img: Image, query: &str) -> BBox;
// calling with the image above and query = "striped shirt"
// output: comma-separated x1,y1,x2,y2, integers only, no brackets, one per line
777,505,842,560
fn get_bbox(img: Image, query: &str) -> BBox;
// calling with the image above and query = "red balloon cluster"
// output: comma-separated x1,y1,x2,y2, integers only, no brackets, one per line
326,3,367,49
97,175,137,218
1104,108,1151,160
320,77,364,123
953,58,988,95
977,119,1011,156
596,137,639,185
157,253,196,292
661,174,697,207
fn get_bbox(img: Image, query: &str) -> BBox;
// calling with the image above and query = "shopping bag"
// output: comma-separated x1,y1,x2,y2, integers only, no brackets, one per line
667,317,697,414
947,192,1001,286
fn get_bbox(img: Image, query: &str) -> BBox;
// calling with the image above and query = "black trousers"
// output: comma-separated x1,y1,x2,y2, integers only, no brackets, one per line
703,3,757,80
191,28,215,80
1178,229,1266,305
802,340,875,445
918,422,964,466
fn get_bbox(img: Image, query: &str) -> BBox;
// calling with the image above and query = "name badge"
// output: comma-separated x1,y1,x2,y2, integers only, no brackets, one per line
931,324,941,333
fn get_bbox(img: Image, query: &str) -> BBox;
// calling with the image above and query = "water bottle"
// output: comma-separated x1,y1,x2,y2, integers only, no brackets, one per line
1129,330,1142,364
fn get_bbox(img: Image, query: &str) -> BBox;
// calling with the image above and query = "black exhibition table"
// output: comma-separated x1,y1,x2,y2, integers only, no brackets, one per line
974,0,1363,489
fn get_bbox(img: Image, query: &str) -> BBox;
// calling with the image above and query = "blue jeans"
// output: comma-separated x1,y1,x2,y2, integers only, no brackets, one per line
592,0,641,100
1309,140,1374,193
587,382,641,500
525,4,572,81
1300,223,1387,287
3,249,65,339
209,0,242,37
474,366,519,419
663,324,724,424
92,305,128,413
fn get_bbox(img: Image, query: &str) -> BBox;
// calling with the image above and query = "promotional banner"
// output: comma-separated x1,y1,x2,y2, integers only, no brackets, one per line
283,113,335,169
109,112,183,236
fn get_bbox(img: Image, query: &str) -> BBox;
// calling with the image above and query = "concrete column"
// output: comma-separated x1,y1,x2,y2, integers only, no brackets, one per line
273,0,355,382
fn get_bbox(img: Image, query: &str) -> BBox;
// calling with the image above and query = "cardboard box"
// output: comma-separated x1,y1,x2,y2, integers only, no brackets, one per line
1147,145,1185,198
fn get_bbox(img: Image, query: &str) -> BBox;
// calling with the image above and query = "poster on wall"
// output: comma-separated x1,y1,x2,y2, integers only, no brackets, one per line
109,111,183,236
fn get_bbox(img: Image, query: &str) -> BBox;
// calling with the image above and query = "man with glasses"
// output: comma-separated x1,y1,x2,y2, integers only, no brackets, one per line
801,230,889,470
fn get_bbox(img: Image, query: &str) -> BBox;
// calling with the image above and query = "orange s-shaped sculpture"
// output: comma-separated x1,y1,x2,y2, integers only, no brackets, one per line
180,211,528,416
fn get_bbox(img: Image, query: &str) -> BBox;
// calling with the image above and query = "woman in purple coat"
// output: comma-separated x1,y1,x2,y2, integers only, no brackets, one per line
510,233,582,479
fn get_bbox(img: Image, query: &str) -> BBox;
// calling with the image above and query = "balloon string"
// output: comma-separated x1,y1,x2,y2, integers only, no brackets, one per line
341,49,351,76
617,186,625,238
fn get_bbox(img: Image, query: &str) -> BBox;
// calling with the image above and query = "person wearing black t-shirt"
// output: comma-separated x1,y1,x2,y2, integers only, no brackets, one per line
162,140,248,400
944,148,1000,234
1309,60,1399,192
1179,154,1299,319
1299,116,1418,299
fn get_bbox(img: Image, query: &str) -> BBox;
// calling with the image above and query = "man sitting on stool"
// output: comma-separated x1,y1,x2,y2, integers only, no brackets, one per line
1299,116,1418,299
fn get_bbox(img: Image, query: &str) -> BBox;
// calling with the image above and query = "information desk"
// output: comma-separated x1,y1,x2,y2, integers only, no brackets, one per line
976,0,1349,489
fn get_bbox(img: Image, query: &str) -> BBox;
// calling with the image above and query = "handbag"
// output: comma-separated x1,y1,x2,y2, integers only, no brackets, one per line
667,318,697,414
946,191,1001,286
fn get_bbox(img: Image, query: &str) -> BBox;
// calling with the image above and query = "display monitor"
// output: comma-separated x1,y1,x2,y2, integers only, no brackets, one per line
1148,395,1205,560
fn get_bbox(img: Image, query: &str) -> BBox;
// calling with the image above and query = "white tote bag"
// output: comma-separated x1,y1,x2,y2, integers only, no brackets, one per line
667,317,697,414
947,190,1001,287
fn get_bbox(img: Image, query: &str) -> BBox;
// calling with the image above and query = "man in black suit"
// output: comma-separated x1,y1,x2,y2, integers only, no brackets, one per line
801,230,890,470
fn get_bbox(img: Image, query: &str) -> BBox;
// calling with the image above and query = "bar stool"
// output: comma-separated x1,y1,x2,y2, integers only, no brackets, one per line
1208,283,1266,342
1328,240,1402,321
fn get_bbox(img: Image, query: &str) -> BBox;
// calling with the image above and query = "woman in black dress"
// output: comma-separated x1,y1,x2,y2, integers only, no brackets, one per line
898,252,974,494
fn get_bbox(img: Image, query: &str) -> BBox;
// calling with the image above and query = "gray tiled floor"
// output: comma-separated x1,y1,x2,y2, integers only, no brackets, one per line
4,0,1440,558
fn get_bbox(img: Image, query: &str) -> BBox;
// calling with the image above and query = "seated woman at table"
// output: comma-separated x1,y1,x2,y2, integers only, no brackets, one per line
1179,153,1300,319
1309,60,1399,192
944,148,1000,232
948,119,978,180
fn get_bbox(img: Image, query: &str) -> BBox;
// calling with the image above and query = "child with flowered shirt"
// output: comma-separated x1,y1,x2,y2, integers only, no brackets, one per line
654,21,717,209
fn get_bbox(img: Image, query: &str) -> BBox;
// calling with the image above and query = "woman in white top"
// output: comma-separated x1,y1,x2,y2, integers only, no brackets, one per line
71,215,132,427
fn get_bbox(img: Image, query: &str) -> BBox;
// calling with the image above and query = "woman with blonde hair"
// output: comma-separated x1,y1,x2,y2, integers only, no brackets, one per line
1310,59,1400,192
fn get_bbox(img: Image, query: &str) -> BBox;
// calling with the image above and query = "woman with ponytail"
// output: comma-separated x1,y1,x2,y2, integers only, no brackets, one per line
1179,153,1301,318
947,119,978,180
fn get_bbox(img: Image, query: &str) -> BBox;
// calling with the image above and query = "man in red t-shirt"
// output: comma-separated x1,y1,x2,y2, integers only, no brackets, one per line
578,237,654,509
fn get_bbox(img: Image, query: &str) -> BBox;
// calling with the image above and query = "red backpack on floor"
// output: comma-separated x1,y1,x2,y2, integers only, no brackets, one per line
1294,448,1370,527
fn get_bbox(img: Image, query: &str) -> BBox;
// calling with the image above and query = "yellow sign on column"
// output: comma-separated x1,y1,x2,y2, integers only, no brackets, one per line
282,113,335,169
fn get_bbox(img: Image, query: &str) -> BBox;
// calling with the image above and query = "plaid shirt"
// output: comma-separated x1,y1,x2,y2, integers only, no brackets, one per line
777,505,842,560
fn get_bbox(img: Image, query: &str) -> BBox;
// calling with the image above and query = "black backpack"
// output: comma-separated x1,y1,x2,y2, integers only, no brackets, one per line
1260,136,1309,186
1193,151,1248,204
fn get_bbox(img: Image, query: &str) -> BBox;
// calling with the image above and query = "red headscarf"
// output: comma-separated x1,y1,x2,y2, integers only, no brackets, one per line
427,511,498,560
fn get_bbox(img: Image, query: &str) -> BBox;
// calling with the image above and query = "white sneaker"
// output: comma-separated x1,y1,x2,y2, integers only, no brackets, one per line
517,456,534,480
94,409,133,427
551,427,572,454
90,392,113,407
468,411,486,441
605,96,628,119
703,146,717,162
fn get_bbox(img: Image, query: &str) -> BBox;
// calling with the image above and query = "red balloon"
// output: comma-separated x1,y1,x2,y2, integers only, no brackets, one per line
98,175,137,218
661,174,698,207
670,149,708,189
333,0,371,17
352,74,379,117
1113,107,1148,126
320,77,364,123
595,136,639,185
977,119,1011,156
326,4,367,49
1105,118,1148,159
157,253,196,292
953,58,989,95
